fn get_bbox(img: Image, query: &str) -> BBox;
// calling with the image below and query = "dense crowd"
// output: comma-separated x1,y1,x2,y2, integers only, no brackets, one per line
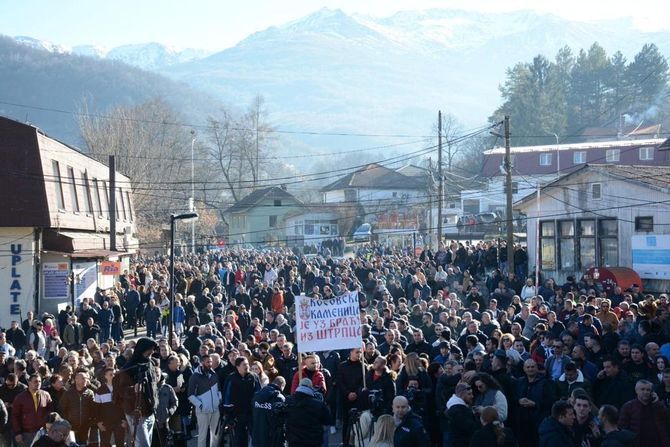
0,240,667,447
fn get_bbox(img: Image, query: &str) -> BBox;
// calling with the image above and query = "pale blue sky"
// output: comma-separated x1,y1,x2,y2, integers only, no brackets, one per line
0,0,667,51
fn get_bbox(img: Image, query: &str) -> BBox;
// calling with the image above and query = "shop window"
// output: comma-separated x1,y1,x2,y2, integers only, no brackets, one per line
558,220,575,270
578,220,596,269
540,221,556,270
598,219,618,266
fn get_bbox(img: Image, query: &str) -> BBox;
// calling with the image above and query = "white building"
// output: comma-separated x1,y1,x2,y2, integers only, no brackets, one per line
516,164,670,291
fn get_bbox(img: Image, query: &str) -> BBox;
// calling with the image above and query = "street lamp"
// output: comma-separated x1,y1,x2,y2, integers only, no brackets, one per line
190,131,197,254
169,212,198,347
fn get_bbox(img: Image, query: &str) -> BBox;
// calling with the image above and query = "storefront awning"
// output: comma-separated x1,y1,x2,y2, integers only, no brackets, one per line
42,229,137,256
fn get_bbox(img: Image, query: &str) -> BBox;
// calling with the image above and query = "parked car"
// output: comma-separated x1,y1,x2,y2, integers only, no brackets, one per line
353,223,373,242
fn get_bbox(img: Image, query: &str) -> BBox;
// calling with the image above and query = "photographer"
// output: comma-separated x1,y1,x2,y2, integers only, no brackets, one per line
363,356,396,417
401,377,428,420
251,376,286,447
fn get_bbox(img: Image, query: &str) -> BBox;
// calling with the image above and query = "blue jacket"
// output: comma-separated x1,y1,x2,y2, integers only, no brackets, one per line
97,308,113,327
172,306,186,324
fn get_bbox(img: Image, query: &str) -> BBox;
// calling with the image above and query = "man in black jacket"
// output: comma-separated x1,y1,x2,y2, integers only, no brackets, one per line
251,377,286,447
363,356,396,417
446,383,480,447
285,378,330,447
223,357,260,447
337,348,364,447
393,395,430,447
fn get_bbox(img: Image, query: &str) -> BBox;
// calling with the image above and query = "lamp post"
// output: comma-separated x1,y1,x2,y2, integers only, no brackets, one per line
169,212,198,348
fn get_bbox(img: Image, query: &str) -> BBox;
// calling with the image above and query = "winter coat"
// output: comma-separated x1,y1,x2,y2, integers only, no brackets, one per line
97,308,113,328
474,389,508,421
223,371,261,421
538,416,577,447
446,395,481,447
156,383,178,425
93,383,125,427
601,429,637,447
251,383,285,446
290,367,326,395
618,398,670,447
285,386,330,447
555,369,592,399
469,423,518,447
11,389,52,434
362,369,396,416
187,366,221,414
394,410,430,447
60,386,96,429
63,323,83,348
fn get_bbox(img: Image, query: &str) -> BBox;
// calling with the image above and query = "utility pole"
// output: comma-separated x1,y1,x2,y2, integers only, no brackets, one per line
255,106,260,189
109,155,116,251
504,116,515,275
437,111,443,250
428,158,433,250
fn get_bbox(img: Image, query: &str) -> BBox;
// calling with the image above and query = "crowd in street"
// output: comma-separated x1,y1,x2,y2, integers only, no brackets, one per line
0,240,667,447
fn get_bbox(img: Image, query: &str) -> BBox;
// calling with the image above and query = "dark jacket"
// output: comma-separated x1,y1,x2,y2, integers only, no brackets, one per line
446,397,481,447
618,398,670,447
601,429,637,447
337,359,365,406
363,369,396,416
60,386,96,429
11,389,52,434
285,387,330,447
594,372,635,408
93,383,125,427
394,410,430,447
251,383,285,446
538,416,577,447
112,343,160,417
223,371,261,421
470,423,518,447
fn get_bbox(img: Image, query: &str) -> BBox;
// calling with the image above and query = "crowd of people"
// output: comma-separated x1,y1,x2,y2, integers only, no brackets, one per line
0,240,667,447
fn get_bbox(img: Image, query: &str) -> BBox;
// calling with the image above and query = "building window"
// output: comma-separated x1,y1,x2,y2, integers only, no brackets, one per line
274,199,282,207
344,189,357,202
51,160,66,211
578,219,596,269
558,220,575,270
67,167,80,213
573,151,587,164
511,182,519,194
539,153,552,166
591,183,601,200
304,221,314,235
330,224,338,235
639,147,654,160
93,179,105,217
606,149,620,162
540,221,556,270
269,215,277,228
125,191,133,221
635,216,654,232
81,171,93,215
598,219,618,266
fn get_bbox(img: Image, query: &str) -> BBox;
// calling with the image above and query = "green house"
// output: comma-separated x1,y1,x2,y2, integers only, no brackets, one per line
225,187,304,246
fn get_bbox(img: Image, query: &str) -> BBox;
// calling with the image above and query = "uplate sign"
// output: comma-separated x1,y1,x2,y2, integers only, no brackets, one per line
0,229,35,328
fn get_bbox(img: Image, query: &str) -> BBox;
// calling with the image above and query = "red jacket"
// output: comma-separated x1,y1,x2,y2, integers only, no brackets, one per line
11,389,52,434
290,367,326,395
271,292,285,313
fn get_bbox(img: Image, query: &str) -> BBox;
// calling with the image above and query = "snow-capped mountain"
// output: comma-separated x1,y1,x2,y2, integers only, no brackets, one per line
163,7,670,144
12,36,210,69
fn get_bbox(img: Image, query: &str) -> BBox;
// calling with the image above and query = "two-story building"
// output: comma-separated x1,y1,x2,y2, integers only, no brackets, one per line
462,138,668,214
516,164,670,292
0,116,138,326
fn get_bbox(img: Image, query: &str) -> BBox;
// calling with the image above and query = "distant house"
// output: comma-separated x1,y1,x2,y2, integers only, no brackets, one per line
321,163,431,241
321,163,428,207
516,164,670,291
462,138,668,214
225,187,303,246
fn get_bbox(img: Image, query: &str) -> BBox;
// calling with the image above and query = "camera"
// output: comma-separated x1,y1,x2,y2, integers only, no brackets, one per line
368,389,385,415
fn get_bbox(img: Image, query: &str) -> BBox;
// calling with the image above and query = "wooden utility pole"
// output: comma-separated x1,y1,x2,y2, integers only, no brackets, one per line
437,111,443,249
504,116,515,275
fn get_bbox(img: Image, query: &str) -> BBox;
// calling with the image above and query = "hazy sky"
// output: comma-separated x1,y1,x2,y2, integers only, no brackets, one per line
1,0,668,51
